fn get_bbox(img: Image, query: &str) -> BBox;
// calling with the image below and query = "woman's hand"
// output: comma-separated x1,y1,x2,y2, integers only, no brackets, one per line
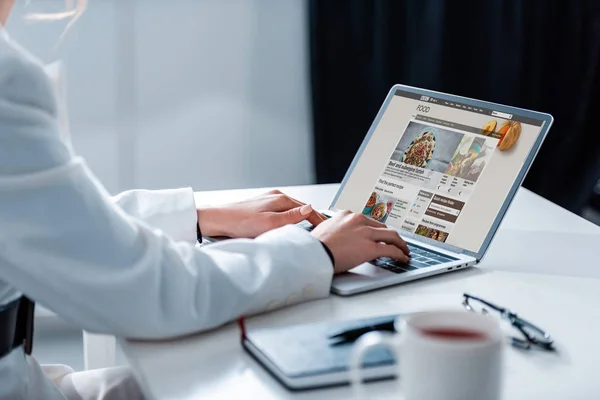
311,211,410,274
197,190,327,238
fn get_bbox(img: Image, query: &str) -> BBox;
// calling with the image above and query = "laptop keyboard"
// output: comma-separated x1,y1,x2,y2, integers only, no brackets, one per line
373,243,457,273
297,221,457,273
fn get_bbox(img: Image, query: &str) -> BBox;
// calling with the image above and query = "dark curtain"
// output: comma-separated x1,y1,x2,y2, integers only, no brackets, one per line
309,0,600,213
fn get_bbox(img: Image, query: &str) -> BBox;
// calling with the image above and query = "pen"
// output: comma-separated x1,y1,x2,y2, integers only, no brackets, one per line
328,318,396,344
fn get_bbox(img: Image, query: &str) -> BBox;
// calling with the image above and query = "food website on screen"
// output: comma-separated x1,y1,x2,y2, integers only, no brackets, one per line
333,89,545,253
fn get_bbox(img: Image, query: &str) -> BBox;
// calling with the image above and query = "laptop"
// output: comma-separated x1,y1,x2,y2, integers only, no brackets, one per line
299,84,553,296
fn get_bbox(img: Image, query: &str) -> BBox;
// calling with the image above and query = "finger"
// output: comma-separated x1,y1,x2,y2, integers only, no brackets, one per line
286,197,327,222
266,189,283,195
269,204,314,227
307,211,327,227
370,228,411,256
272,194,328,221
371,242,410,263
269,194,305,212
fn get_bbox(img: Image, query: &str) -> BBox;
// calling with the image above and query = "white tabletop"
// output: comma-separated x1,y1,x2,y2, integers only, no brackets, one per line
122,185,600,400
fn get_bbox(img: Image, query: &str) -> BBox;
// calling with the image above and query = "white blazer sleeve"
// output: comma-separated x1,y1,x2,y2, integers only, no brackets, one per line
0,35,333,339
111,188,198,243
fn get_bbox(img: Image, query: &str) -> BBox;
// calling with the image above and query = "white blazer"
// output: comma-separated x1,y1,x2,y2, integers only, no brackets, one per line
0,30,332,399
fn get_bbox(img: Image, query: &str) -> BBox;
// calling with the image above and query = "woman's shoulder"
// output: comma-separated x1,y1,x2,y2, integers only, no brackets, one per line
0,31,57,116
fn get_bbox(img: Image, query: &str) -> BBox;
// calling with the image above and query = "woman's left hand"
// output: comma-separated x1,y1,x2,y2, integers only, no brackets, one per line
196,190,327,238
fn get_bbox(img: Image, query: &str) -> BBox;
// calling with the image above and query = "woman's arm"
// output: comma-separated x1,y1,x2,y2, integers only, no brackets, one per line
111,188,198,243
111,188,328,244
0,36,333,339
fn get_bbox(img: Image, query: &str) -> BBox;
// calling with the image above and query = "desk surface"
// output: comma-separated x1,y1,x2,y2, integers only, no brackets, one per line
122,185,600,400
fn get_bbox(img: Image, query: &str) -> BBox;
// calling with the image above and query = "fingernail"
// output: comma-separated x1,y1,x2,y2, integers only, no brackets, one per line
300,204,313,216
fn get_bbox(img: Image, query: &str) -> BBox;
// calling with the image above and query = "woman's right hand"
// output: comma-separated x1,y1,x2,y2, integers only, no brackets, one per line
311,211,411,274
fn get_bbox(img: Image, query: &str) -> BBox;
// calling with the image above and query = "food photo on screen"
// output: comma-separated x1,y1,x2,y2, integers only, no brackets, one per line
445,137,496,183
363,191,397,224
391,122,464,173
480,119,522,151
414,224,449,243
496,121,522,151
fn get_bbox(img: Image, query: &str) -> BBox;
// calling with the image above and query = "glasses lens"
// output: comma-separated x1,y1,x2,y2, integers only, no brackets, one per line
464,298,492,315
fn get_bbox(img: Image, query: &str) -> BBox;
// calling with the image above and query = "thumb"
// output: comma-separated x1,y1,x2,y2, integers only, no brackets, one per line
274,204,313,226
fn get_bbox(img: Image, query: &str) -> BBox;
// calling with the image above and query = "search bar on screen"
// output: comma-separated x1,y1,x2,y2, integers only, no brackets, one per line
491,111,513,119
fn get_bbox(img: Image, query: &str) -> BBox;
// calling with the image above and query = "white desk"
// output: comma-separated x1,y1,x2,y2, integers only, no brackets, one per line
122,185,600,400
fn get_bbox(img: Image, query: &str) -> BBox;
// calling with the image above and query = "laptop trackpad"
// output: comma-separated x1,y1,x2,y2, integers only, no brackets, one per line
333,262,396,284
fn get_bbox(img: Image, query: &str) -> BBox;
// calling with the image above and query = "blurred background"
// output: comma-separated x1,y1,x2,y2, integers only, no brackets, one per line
6,0,600,368
8,0,315,194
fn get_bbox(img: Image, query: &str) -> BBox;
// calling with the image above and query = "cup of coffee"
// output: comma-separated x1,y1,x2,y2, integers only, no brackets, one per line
349,310,504,400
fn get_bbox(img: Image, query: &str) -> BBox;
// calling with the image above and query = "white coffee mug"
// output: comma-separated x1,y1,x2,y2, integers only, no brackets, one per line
349,311,504,400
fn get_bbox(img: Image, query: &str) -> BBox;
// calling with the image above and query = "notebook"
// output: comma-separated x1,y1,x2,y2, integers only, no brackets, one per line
243,315,399,390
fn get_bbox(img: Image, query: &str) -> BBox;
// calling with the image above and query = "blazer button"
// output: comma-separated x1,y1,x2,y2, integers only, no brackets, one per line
265,300,280,311
285,294,299,305
302,285,315,298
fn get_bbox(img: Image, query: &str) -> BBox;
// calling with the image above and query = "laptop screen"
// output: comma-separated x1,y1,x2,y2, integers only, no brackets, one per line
332,88,547,255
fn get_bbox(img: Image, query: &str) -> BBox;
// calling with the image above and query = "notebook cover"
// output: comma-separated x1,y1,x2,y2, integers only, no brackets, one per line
244,315,398,381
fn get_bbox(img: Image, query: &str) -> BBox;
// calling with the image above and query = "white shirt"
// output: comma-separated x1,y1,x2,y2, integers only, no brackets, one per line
0,29,332,399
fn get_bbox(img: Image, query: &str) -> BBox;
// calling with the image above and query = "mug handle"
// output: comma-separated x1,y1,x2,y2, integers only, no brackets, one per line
349,331,402,400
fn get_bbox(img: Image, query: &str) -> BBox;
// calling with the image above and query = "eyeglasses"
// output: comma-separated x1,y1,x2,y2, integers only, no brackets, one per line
462,293,554,351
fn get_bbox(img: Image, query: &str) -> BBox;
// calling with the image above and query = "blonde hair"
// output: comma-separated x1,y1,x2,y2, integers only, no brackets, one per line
26,0,87,36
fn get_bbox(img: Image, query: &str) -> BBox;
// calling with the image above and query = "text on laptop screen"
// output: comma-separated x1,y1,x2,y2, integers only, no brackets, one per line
333,89,545,253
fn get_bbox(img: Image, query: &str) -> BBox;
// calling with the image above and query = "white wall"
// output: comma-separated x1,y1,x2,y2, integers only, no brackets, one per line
7,0,314,194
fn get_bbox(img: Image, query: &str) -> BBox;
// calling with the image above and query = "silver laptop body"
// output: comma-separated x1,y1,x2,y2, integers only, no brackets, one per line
323,84,553,296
